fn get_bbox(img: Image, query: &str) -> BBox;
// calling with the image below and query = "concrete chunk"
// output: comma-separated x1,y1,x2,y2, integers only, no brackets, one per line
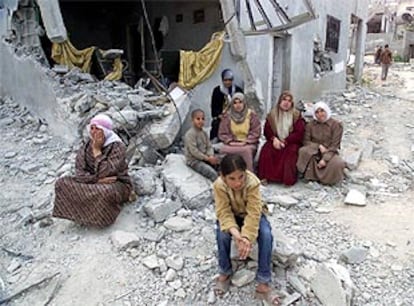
142,87,190,150
164,216,192,232
344,149,362,170
161,154,212,209
344,189,366,206
311,263,355,306
231,269,256,287
110,230,140,250
272,228,302,268
142,254,160,270
144,198,182,223
340,246,368,264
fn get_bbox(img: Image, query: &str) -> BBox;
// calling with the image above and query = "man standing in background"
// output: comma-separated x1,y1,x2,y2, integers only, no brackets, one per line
380,44,393,81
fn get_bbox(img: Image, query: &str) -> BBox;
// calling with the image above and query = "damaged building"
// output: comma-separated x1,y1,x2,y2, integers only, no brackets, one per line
0,0,368,158
366,0,414,61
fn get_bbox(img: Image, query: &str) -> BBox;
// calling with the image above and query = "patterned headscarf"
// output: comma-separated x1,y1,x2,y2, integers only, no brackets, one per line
228,93,249,124
87,114,122,147
313,101,332,122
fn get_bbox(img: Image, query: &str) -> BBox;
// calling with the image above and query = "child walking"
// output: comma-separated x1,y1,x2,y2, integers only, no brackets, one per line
213,154,280,305
184,109,220,181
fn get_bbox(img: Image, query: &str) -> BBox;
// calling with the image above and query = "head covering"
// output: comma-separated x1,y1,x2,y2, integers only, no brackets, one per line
228,93,249,124
87,114,122,147
221,69,234,81
267,91,299,141
313,101,332,122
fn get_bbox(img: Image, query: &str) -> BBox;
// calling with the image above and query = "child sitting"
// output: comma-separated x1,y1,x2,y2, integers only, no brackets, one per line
184,109,220,181
212,154,280,305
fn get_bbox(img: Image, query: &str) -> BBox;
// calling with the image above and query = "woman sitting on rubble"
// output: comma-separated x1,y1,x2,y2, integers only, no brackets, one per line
257,91,305,186
218,93,261,172
213,154,279,305
296,102,345,185
53,114,132,227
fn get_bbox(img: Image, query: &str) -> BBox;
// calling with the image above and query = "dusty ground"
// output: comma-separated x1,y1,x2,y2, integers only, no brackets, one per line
0,62,413,306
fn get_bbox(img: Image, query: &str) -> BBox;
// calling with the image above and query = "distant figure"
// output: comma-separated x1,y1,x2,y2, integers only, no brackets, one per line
53,114,132,227
184,109,219,181
380,44,392,81
374,45,382,65
258,91,305,186
296,102,345,185
210,69,243,140
218,93,261,172
213,154,280,305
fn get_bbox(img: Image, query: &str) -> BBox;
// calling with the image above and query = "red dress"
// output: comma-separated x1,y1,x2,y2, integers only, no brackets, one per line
258,117,305,185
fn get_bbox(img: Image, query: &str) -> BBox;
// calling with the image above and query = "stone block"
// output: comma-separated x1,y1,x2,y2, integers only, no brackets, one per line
344,189,366,206
164,216,192,232
274,195,299,208
144,198,182,223
344,149,363,170
310,263,355,306
110,230,140,250
165,255,184,271
340,246,368,264
131,168,157,196
231,269,256,287
272,228,302,268
142,87,190,150
142,254,160,270
161,154,212,209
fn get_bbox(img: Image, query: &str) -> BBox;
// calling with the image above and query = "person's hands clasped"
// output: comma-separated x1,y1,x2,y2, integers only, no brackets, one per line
317,159,327,169
236,236,252,260
319,144,328,154
98,176,117,184
272,137,285,150
207,155,219,165
229,141,246,147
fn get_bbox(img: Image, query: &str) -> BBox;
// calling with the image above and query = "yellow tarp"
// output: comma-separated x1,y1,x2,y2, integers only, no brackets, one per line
51,40,123,81
179,32,225,89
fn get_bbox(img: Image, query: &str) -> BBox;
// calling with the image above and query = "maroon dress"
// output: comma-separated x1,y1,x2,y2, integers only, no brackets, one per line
258,117,305,185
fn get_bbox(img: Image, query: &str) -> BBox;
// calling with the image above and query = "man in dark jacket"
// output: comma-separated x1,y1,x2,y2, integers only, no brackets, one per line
380,44,392,81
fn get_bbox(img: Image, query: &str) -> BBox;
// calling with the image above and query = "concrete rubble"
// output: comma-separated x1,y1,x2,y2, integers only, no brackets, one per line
1,26,414,305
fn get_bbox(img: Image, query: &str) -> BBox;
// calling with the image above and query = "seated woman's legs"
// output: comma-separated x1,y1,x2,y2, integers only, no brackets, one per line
256,215,273,284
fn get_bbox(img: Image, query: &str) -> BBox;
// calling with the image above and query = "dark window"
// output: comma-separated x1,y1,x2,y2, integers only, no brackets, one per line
325,15,341,53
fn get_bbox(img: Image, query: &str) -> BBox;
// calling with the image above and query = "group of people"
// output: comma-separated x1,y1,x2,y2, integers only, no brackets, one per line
51,68,346,305
374,44,393,81
184,69,345,187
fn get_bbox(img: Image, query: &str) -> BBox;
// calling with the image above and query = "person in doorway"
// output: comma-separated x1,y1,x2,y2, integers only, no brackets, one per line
210,68,243,140
213,154,280,305
53,114,132,227
380,44,392,80
184,109,220,182
218,93,261,172
296,102,345,185
258,91,305,186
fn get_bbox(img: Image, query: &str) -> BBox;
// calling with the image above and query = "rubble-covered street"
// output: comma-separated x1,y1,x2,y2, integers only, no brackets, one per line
0,61,413,305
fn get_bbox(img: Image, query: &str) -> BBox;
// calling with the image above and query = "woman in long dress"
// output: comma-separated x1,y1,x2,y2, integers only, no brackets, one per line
296,102,345,185
53,114,132,227
258,91,305,186
218,93,261,172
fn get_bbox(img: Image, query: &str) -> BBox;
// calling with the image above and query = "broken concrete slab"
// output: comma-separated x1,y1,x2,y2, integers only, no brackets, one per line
161,154,212,210
344,189,367,206
272,228,302,268
311,263,355,306
274,195,299,208
140,87,190,150
231,269,256,287
344,149,363,170
340,246,368,264
110,230,140,251
164,216,193,232
143,198,182,223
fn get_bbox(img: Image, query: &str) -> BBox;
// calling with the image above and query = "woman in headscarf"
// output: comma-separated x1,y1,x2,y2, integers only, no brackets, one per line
53,114,132,227
210,68,243,140
258,91,305,186
218,93,261,172
296,102,345,185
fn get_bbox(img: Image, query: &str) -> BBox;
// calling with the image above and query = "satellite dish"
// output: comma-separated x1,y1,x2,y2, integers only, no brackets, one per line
401,13,413,23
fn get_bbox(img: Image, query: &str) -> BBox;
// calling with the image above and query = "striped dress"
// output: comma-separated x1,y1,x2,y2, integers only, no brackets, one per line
53,141,132,227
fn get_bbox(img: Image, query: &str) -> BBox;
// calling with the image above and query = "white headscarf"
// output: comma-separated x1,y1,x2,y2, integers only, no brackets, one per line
313,102,332,122
87,114,122,147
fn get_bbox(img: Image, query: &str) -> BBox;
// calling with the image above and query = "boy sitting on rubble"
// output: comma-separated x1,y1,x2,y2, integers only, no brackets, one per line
184,109,220,181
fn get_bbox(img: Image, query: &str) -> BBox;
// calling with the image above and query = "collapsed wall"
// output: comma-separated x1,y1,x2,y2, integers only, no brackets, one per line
0,40,77,143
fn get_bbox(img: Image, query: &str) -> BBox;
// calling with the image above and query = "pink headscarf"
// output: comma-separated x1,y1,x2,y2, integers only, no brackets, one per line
87,114,122,147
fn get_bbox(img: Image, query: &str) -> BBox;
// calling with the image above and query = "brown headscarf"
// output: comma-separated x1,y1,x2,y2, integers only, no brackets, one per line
267,91,300,140
228,92,249,124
